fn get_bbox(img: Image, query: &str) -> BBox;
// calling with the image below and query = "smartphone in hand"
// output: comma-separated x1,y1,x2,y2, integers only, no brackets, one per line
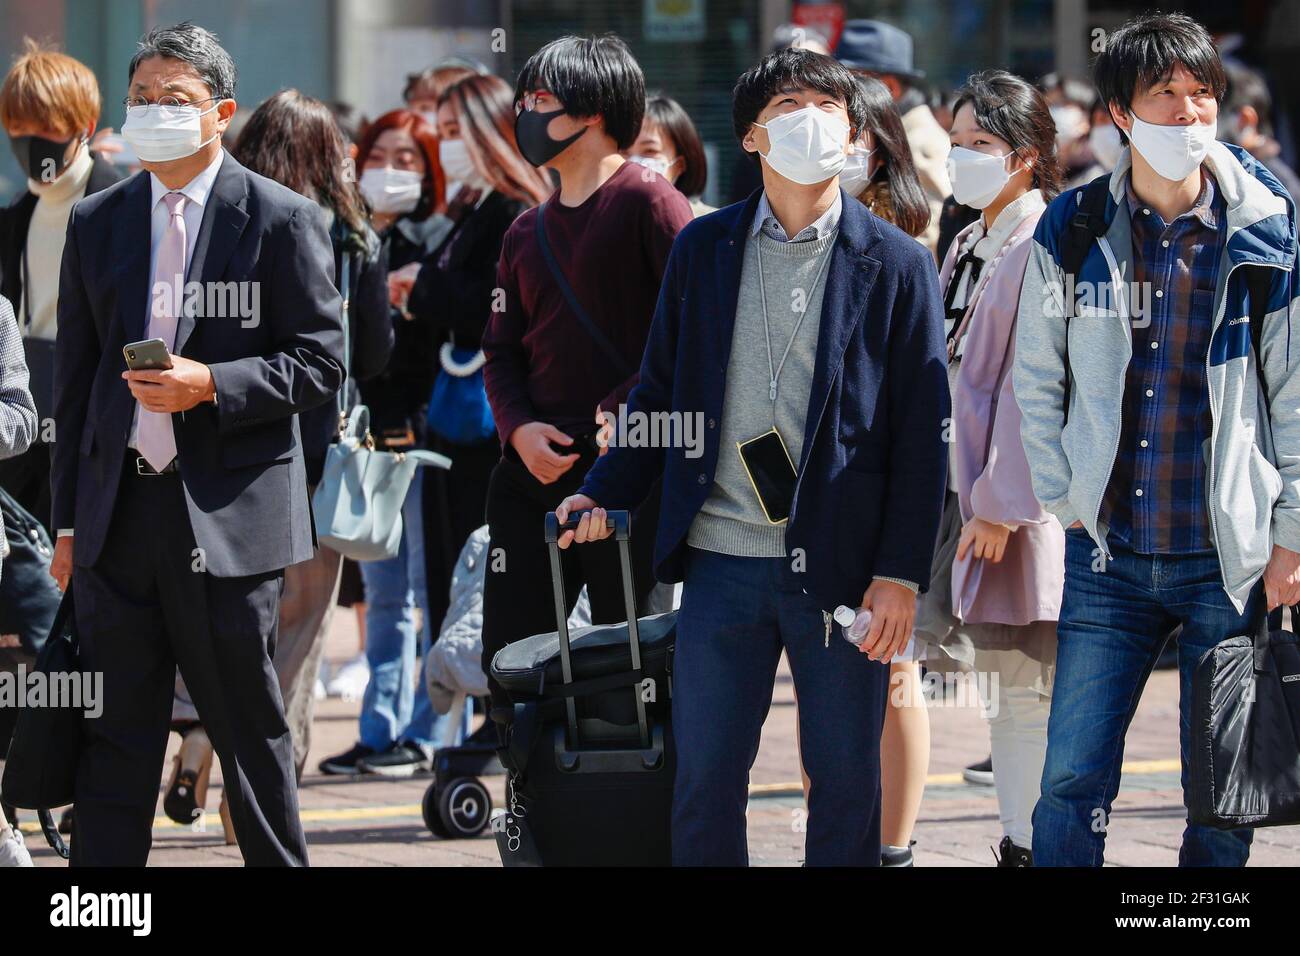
122,338,173,371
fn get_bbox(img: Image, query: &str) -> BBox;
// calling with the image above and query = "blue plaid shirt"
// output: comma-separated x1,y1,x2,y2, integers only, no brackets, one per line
1100,172,1226,554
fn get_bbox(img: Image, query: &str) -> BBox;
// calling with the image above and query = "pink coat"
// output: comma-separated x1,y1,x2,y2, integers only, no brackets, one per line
939,213,1064,626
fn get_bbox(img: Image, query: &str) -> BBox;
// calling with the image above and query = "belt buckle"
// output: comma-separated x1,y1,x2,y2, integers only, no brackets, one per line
136,457,161,476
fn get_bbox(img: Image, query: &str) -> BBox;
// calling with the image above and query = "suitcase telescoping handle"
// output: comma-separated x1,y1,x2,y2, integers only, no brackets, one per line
543,510,650,749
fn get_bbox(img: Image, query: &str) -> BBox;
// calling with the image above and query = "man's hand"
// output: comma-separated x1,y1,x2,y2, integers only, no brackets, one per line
509,421,580,484
554,495,610,549
956,517,1012,563
122,355,215,413
50,536,73,592
858,579,917,663
1263,544,1300,610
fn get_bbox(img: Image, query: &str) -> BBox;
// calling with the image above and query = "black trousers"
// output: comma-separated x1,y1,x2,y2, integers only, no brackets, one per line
69,460,308,866
480,447,660,711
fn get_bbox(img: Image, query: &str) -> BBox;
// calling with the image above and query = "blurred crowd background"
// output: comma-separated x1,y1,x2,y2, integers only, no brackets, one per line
2,0,1297,209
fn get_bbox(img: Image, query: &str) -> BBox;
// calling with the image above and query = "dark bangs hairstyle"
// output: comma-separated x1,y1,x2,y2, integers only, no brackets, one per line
951,70,1063,200
354,108,445,220
513,34,646,150
1093,13,1227,143
233,89,369,241
644,93,708,197
853,75,929,237
733,48,867,162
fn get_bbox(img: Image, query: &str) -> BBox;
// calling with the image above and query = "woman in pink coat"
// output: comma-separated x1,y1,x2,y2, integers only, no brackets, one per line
915,71,1066,866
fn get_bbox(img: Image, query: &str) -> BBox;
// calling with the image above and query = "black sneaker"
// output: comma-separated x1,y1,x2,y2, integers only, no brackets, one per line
318,742,376,776
992,835,1033,867
881,842,915,867
356,741,431,777
963,754,995,786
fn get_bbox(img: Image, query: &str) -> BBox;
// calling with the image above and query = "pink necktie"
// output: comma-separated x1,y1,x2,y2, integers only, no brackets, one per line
137,191,186,472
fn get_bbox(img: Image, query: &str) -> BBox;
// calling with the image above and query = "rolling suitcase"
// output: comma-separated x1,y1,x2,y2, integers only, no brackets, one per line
489,510,675,866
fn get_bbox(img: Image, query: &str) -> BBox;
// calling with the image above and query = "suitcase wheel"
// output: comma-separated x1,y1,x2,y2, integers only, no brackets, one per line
423,777,492,839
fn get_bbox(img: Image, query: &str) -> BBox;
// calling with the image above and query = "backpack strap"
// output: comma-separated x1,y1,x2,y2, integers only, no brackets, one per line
1058,174,1112,420
1059,174,1113,321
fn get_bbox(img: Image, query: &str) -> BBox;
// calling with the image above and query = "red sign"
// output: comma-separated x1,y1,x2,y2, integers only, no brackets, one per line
791,2,846,52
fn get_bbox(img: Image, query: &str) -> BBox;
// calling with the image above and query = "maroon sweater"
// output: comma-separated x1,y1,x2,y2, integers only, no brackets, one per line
482,161,694,445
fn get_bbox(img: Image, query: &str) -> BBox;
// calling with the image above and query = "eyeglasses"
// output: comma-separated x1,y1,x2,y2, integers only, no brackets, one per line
515,91,557,115
123,95,221,110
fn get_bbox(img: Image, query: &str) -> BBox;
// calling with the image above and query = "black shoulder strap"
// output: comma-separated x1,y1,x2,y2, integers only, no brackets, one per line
1060,174,1112,321
1246,265,1274,413
533,202,634,380
1057,175,1112,423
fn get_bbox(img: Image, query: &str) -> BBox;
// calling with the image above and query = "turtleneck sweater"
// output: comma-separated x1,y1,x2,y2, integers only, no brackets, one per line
21,145,94,342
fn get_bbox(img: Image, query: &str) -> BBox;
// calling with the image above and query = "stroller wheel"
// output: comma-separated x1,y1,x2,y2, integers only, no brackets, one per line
421,782,452,838
438,777,492,838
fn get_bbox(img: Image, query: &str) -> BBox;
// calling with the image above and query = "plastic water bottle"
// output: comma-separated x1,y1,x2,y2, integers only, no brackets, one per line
833,605,873,645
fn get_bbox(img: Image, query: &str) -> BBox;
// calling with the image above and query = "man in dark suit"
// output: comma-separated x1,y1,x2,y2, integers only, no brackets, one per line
49,22,344,866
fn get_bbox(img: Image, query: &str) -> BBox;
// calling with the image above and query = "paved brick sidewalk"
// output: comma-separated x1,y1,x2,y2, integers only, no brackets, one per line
19,610,1300,867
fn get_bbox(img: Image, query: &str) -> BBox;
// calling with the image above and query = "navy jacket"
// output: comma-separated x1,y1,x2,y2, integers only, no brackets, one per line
52,152,345,577
580,189,950,612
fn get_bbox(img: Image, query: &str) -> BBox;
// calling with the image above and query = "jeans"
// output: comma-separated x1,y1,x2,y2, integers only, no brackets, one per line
1033,530,1258,866
359,477,468,751
672,548,889,866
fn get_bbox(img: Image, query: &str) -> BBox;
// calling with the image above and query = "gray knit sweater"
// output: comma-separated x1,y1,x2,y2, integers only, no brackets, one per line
687,226,836,556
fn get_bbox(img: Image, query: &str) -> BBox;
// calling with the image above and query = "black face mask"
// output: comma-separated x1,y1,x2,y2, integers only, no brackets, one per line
9,133,79,184
514,108,585,167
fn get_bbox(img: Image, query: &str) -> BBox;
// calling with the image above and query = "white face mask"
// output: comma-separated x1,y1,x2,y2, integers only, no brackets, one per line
1050,104,1086,147
1088,123,1123,171
754,105,850,185
417,110,439,129
438,138,480,187
360,166,422,214
1127,115,1216,182
946,145,1015,210
121,101,220,163
629,154,673,180
839,145,876,193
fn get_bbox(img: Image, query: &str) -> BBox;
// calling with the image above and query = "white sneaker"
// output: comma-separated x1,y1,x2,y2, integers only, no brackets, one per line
326,655,369,701
0,827,34,867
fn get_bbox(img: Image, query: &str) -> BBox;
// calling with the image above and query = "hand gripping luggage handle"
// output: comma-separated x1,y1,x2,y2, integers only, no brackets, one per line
544,509,630,542
543,510,649,749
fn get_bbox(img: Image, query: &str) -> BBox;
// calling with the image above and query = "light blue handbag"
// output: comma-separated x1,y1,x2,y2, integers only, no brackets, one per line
310,244,450,561
312,405,449,561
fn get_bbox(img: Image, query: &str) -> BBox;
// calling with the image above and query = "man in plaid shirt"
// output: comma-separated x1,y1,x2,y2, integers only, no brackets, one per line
1099,173,1227,553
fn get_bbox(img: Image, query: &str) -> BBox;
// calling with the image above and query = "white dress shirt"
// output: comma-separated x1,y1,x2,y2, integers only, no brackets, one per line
127,148,226,451
60,150,226,539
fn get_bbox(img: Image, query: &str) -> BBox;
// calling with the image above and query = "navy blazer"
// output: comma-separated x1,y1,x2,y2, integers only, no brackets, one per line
52,151,345,577
580,189,949,612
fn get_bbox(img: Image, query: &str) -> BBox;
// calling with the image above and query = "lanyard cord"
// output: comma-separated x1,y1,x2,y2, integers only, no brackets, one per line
754,230,834,420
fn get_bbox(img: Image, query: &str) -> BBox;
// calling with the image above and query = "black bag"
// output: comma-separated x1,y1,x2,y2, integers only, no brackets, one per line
1,587,84,811
1189,605,1300,829
489,510,675,866
0,486,62,657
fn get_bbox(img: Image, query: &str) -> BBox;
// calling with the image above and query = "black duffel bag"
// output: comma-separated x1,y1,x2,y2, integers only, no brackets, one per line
2,587,83,812
1189,604,1300,829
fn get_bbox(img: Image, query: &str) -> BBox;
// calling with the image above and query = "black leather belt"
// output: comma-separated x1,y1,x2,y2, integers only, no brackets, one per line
131,455,179,476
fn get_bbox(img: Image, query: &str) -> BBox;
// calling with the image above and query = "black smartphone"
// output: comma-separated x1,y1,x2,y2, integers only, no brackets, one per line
736,428,797,524
122,337,173,371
